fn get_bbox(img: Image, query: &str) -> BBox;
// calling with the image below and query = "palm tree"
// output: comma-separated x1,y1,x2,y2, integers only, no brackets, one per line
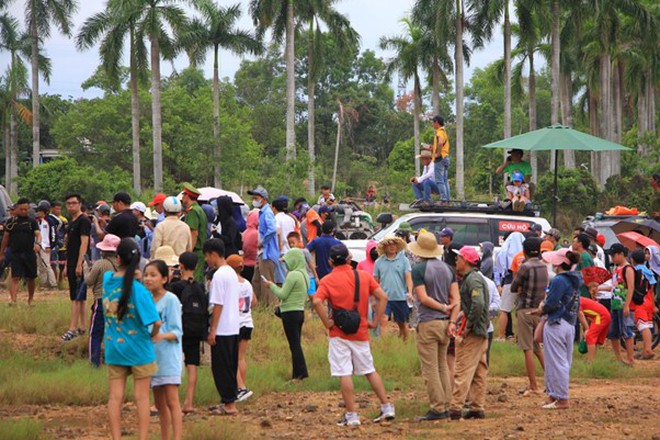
24,0,77,167
125,0,188,191
250,0,297,161
297,0,359,196
76,0,149,195
380,18,425,176
181,0,262,188
0,13,49,195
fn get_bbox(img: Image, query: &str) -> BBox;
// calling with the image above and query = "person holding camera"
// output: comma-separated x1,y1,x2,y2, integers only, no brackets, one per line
496,149,532,182
312,244,395,427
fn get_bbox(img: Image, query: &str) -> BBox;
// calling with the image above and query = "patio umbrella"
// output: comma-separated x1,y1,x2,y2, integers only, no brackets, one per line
611,218,660,243
616,231,659,251
482,124,631,226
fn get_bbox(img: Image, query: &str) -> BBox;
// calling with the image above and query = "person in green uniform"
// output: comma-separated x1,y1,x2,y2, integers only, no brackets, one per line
181,183,208,282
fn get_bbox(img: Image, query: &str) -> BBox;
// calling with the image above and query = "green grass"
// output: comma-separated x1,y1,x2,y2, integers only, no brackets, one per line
0,419,50,440
0,298,656,408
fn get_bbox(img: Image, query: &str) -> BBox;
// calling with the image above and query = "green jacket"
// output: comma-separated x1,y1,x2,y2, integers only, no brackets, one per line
270,248,310,312
459,268,490,337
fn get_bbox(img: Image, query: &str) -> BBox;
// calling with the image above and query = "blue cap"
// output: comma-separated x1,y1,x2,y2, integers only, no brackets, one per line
439,227,454,238
275,195,289,202
512,170,524,182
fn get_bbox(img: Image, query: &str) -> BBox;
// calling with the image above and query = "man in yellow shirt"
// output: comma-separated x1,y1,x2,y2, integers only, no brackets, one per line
426,116,451,202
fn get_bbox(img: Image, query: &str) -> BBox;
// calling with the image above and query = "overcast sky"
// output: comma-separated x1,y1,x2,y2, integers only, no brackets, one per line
7,0,507,99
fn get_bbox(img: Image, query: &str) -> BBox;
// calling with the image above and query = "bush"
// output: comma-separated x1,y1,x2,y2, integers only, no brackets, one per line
18,157,133,204
536,167,600,222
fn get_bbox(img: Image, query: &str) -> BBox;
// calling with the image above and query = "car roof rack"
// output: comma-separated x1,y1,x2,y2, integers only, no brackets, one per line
584,213,650,222
399,200,541,217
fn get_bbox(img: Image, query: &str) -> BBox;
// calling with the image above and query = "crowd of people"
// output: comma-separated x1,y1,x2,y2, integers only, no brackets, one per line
1,179,658,439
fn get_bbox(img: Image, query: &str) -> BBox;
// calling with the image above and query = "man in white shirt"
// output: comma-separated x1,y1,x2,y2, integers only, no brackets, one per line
35,203,58,288
272,198,297,254
204,238,241,415
411,150,441,203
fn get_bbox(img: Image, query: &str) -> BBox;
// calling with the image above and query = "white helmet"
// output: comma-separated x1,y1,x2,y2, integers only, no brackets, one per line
163,196,182,214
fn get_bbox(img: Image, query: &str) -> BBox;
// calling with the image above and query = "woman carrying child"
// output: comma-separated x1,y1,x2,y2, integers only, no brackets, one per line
103,239,161,440
143,260,184,440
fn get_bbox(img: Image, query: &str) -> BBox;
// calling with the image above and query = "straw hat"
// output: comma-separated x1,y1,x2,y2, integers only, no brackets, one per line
377,234,407,255
407,232,443,258
152,246,179,266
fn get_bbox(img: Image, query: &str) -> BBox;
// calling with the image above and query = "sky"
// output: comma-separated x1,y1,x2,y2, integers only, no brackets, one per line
6,0,507,99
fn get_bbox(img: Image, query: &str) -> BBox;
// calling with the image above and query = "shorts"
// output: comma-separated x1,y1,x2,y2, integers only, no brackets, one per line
500,284,517,313
67,265,87,301
517,308,542,352
10,251,37,279
108,361,158,380
58,250,67,268
151,375,181,388
585,318,611,346
239,326,253,341
328,337,375,377
386,300,410,323
633,304,655,331
607,309,634,340
182,336,201,366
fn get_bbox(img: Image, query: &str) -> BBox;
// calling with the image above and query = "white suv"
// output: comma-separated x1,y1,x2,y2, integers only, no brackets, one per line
344,212,552,263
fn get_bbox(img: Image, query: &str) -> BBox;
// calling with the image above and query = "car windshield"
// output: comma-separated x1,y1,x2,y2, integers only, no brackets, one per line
371,217,408,241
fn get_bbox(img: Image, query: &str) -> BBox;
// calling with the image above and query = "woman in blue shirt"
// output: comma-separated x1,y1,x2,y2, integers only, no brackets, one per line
103,238,161,440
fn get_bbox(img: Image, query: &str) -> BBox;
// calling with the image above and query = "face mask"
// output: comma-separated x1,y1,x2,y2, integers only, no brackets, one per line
369,248,379,262
252,200,262,209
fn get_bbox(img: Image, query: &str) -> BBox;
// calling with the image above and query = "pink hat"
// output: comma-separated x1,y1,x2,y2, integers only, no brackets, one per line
542,248,571,266
96,234,120,252
453,246,480,265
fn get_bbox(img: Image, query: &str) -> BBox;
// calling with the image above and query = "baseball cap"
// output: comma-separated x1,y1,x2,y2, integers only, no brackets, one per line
439,227,454,238
540,240,554,253
130,202,147,214
452,246,480,265
596,233,606,247
530,223,543,232
226,254,244,270
98,204,111,215
247,186,269,200
36,202,50,212
163,196,182,213
608,243,628,256
523,237,542,257
544,228,561,239
329,244,350,265
512,170,524,182
319,205,332,215
112,192,131,205
148,193,167,207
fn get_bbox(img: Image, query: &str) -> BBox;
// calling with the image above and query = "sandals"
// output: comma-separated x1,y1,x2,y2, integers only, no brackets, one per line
634,353,655,360
208,405,237,416
61,330,78,342
182,408,197,415
542,400,569,410
518,388,541,397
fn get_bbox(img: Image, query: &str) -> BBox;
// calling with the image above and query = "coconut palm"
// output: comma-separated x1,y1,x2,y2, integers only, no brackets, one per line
250,0,297,161
297,0,359,195
181,0,262,187
380,18,425,176
24,0,77,167
76,0,149,195
0,13,49,194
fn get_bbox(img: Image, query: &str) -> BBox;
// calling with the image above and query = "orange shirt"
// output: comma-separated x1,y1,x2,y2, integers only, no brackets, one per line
315,265,380,342
510,250,526,274
305,209,322,243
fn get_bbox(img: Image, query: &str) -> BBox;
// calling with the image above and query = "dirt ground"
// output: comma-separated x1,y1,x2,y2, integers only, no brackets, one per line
1,375,659,439
2,289,660,439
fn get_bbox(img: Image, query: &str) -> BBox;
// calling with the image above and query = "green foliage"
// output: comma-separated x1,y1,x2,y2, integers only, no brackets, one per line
0,419,48,440
18,157,132,203
536,167,600,219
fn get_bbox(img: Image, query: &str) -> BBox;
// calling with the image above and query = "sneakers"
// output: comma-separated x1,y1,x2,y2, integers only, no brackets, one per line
373,403,395,423
448,409,462,420
236,388,253,402
337,412,361,426
61,330,78,342
415,410,448,421
464,410,486,419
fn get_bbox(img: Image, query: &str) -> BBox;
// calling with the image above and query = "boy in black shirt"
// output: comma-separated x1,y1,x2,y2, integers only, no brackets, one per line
0,198,42,305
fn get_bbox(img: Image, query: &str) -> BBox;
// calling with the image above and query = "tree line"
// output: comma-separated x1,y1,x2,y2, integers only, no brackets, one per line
1,0,658,209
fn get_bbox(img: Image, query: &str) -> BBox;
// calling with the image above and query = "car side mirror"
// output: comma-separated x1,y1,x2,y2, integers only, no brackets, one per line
376,212,393,227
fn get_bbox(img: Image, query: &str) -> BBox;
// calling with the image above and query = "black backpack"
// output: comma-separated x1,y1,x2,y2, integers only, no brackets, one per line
632,268,650,306
179,279,209,339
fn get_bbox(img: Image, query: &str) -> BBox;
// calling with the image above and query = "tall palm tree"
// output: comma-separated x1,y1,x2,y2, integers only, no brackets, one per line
380,18,425,176
250,0,296,161
76,0,149,195
297,0,359,196
126,0,188,191
181,0,262,188
25,0,77,167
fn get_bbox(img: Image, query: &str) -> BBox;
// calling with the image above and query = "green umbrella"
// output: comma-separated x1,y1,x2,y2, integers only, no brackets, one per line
482,124,631,225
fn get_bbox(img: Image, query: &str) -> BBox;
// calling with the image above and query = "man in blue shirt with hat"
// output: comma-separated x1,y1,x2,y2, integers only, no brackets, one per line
248,186,280,305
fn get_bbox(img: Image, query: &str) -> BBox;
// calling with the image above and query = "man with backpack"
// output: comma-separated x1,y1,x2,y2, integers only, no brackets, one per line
312,244,395,426
168,252,209,413
607,244,635,365
629,249,656,360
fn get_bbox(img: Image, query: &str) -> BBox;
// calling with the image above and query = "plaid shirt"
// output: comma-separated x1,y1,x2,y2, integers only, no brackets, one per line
511,257,548,309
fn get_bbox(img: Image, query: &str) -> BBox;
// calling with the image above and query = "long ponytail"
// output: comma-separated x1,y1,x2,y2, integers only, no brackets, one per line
116,238,141,321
